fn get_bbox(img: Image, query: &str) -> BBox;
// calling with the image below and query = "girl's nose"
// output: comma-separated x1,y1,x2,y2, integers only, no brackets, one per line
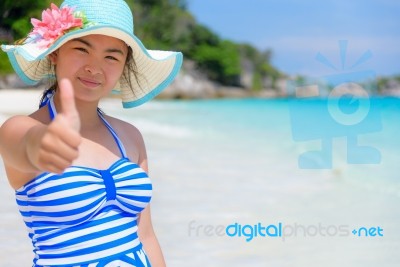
84,64,102,75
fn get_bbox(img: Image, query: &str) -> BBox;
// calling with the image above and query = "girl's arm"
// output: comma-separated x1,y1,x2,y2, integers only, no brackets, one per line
0,80,81,188
0,115,44,174
138,205,166,267
135,129,166,267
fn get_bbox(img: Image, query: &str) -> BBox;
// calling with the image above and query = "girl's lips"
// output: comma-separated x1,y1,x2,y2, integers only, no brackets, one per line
78,77,101,88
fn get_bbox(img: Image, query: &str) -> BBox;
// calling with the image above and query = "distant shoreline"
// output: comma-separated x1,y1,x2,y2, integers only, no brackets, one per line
2,68,400,100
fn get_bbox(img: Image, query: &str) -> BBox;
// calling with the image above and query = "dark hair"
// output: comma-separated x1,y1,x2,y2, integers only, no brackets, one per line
39,46,143,108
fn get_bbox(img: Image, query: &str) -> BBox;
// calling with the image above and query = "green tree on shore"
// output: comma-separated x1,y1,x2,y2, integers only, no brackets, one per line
0,0,62,41
0,0,62,73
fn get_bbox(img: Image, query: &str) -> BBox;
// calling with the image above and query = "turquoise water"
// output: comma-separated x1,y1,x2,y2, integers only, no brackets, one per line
106,97,399,181
100,97,400,266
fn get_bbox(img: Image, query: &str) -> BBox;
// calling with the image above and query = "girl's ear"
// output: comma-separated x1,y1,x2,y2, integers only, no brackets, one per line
48,51,58,65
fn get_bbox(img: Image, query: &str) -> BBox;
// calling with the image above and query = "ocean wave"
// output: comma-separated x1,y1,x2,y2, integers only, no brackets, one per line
127,118,194,138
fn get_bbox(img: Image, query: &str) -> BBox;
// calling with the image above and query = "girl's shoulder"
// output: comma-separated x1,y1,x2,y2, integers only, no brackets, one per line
0,106,47,135
103,115,142,135
1,104,47,126
102,114,146,146
102,115,147,163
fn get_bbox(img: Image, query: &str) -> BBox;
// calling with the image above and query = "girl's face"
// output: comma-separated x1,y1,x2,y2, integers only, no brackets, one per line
50,34,128,102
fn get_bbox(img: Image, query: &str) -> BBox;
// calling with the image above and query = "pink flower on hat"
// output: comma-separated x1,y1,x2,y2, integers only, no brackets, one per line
30,3,83,48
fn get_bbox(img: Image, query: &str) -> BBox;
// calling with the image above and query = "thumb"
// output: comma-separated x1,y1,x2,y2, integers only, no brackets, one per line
59,78,80,132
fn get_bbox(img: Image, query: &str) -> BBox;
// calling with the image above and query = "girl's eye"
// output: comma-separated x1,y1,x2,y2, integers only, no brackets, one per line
75,47,88,53
106,56,119,61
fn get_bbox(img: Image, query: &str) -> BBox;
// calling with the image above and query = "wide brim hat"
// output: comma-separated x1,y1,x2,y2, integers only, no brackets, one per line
1,0,183,108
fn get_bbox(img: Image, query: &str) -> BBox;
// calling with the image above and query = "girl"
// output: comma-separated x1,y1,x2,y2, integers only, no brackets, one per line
0,0,182,266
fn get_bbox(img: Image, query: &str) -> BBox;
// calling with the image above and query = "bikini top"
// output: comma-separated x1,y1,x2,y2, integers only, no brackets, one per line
15,94,152,266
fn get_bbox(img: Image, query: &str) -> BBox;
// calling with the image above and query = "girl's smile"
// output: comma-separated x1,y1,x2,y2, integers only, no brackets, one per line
78,76,102,88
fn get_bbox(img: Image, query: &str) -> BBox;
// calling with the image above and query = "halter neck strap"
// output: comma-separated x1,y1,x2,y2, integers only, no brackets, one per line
45,94,128,158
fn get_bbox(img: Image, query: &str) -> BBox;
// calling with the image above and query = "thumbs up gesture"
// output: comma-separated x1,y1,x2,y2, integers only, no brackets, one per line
28,79,82,173
57,79,81,133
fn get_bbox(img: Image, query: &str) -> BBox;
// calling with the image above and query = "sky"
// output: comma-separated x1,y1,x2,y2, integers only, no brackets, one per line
187,0,400,77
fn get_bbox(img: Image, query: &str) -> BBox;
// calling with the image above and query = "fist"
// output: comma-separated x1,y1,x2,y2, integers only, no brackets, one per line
34,79,82,173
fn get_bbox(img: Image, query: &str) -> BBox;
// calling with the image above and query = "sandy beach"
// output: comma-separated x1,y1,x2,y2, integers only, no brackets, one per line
0,89,399,267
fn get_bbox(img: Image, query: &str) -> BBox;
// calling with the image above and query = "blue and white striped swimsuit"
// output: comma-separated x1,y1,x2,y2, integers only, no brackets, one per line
15,97,152,266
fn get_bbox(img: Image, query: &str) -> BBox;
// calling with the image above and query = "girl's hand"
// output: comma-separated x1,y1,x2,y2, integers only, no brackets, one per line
28,79,82,173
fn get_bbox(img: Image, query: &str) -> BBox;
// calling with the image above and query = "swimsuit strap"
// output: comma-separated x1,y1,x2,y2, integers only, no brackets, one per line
39,88,55,108
98,111,128,158
47,95,127,158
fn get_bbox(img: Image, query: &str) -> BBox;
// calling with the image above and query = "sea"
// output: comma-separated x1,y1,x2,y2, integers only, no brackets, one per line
0,95,399,266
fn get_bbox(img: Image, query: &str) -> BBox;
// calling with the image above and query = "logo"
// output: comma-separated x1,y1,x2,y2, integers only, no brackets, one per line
287,40,382,169
188,220,384,242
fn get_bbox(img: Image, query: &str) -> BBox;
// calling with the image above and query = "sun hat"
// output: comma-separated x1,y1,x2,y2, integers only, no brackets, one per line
1,0,183,108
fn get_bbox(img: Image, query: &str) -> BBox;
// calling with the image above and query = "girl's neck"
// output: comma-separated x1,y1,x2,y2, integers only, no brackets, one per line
52,91,103,131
